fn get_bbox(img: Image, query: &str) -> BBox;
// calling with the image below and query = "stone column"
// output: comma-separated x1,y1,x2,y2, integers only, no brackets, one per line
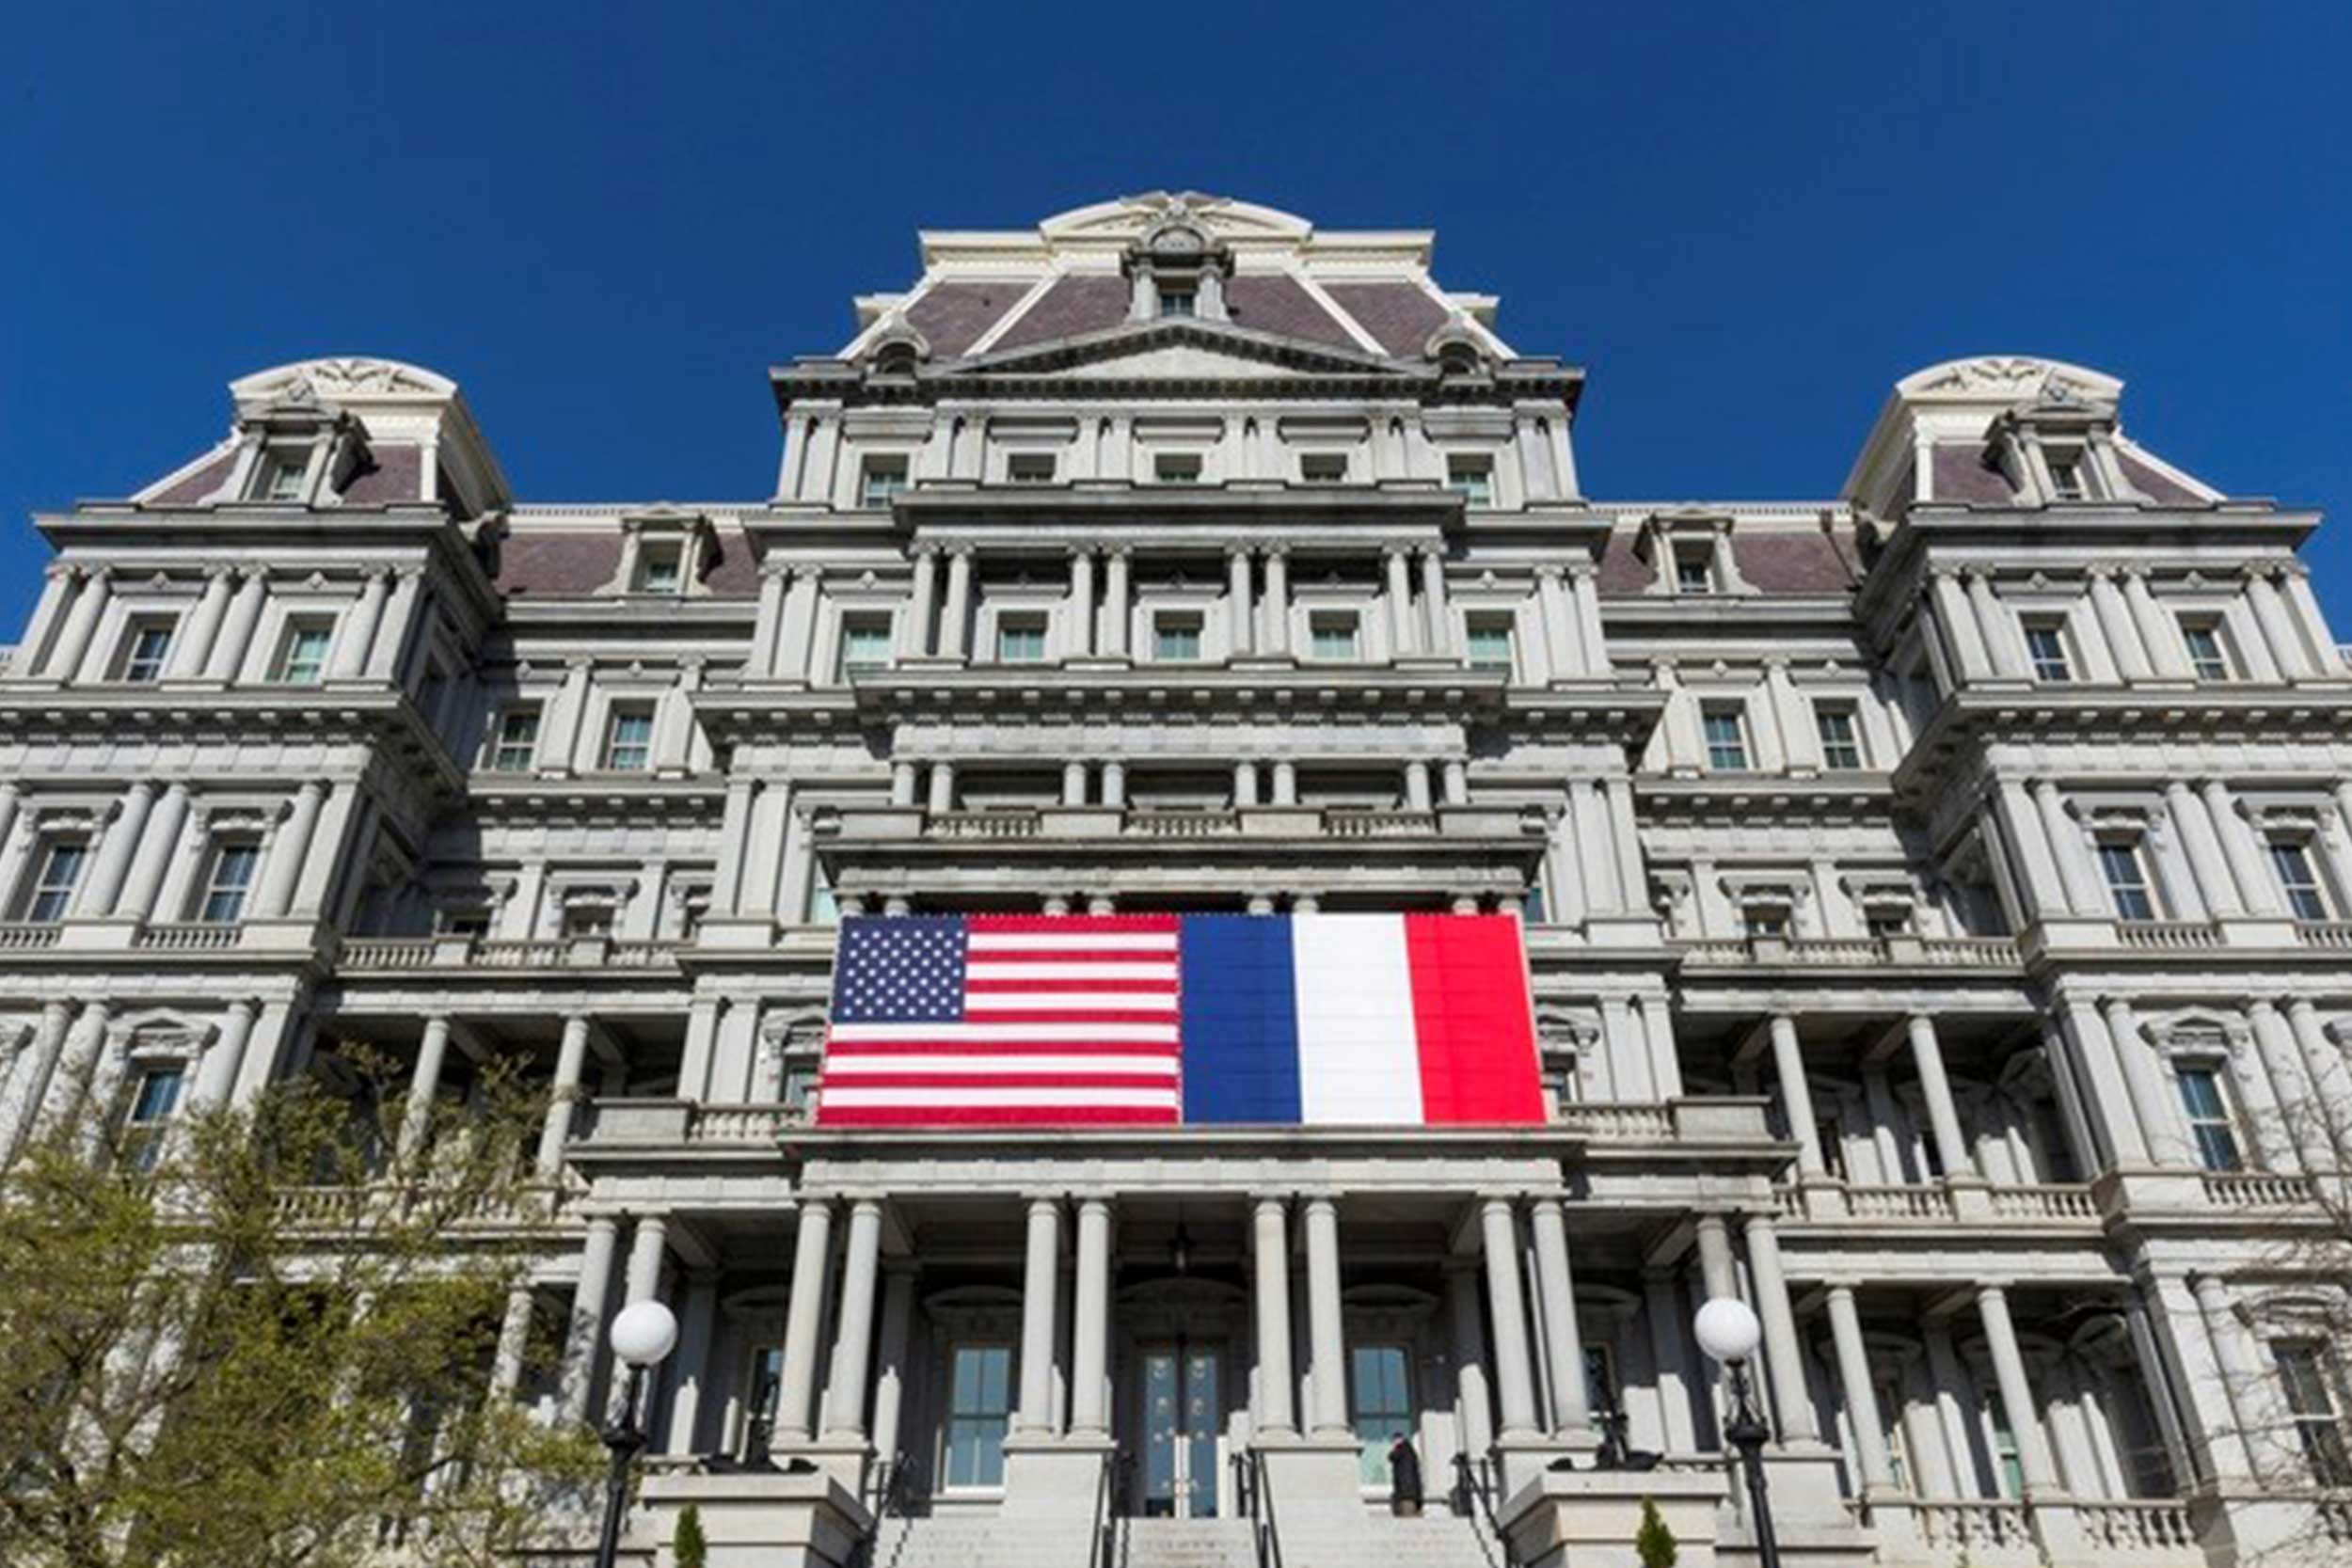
1967,570,2029,677
79,781,156,917
775,1201,837,1442
2284,998,2351,1132
749,562,790,675
561,1216,620,1423
1016,1196,1061,1434
1269,760,1296,806
1233,760,1260,808
490,1284,537,1403
1262,547,1290,657
907,549,939,657
1227,546,1254,657
2246,999,2326,1170
1071,1197,1114,1437
1825,1285,1896,1492
1929,570,1991,680
2201,779,2284,916
1420,546,1450,654
207,570,269,682
665,1274,721,1455
821,1199,885,1442
2243,569,2311,678
1304,1196,1350,1437
249,782,326,919
2031,781,2105,914
1743,1216,1819,1441
1768,1014,1827,1178
186,998,259,1115
46,565,112,680
1251,1198,1296,1434
871,1263,917,1465
2087,570,2151,681
941,547,975,659
1403,759,1433,813
1383,547,1416,656
1479,1198,1540,1439
1446,1263,1495,1461
328,569,390,680
1528,1197,1590,1436
1978,1285,2061,1493
624,1214,668,1307
2164,780,2241,917
2122,570,2192,677
1061,761,1089,807
534,1015,593,1178
1534,567,1577,678
2057,1000,2151,1168
396,1016,454,1164
1103,547,1132,658
1991,780,2066,921
1692,1213,1738,1303
1441,757,1470,806
1643,1271,1697,1452
1068,549,1096,658
1904,1014,1976,1179
0,1001,75,1165
117,782,190,921
927,761,956,816
167,567,237,679
2095,996,2188,1166
1569,568,1607,674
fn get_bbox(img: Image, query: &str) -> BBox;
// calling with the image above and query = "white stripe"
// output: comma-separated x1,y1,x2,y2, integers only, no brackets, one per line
831,1022,1181,1043
1293,914,1423,1126
823,1053,1180,1077
820,1085,1182,1109
967,932,1178,952
965,992,1179,1012
961,961,1178,982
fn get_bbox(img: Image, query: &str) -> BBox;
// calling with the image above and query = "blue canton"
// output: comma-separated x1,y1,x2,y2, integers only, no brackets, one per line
832,916,967,1023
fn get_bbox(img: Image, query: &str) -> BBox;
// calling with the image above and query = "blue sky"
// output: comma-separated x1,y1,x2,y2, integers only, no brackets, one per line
4,3,2348,631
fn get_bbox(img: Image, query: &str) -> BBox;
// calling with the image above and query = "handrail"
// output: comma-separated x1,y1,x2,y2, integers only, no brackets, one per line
1455,1449,1518,1568
1248,1448,1284,1568
1086,1446,1117,1568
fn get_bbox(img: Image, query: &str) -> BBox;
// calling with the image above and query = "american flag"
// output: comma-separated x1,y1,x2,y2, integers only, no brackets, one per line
815,914,1183,1126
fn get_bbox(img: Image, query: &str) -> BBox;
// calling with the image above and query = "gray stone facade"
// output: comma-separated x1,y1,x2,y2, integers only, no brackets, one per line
2,194,2349,1568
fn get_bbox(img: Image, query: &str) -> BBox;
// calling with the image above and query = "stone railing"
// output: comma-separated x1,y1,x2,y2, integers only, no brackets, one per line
270,1183,572,1230
0,922,63,950
1912,1499,2034,1553
2116,920,2224,951
1844,1183,1960,1221
1675,934,2022,969
686,1102,812,1144
2201,1170,2319,1208
1126,809,1243,838
1553,1103,1675,1140
334,935,682,973
1990,1183,2100,1221
1321,808,1439,838
135,922,241,952
2295,921,2352,950
929,810,1042,839
1780,1179,2099,1226
2077,1500,2201,1556
1915,935,2026,966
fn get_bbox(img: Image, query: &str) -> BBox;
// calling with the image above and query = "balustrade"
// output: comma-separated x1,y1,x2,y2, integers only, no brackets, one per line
2116,920,2224,950
2200,1170,2318,1208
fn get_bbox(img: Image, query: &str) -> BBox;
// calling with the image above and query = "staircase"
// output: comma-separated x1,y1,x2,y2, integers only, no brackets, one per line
866,1510,1502,1568
1275,1514,1502,1568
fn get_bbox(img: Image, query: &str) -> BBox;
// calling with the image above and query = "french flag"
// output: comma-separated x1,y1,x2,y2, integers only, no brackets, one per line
815,912,1543,1128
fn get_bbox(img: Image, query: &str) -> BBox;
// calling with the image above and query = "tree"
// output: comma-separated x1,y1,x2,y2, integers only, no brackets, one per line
0,1048,601,1568
674,1503,709,1568
1634,1497,1677,1568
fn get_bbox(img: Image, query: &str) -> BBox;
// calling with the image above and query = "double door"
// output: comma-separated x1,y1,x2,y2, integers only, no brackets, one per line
1136,1340,1225,1518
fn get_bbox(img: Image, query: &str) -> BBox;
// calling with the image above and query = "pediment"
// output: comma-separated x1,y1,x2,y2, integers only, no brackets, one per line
960,320,1402,382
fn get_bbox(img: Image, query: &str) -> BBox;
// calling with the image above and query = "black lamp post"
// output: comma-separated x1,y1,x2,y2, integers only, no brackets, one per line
595,1299,679,1568
1695,1297,1780,1568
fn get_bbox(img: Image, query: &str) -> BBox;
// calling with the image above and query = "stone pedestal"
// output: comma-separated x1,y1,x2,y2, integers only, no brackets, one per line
1250,1433,1371,1523
633,1468,869,1568
1000,1434,1118,1517
1499,1466,1727,1568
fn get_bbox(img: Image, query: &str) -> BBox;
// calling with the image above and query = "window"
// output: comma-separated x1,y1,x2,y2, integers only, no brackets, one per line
1979,1387,2026,1499
2175,1065,2243,1172
944,1344,1013,1488
2181,622,2233,681
1445,456,1493,506
119,1066,185,1174
1006,452,1057,484
1299,453,1348,484
859,456,910,508
487,708,540,772
837,616,895,678
1156,289,1196,318
2025,623,2073,683
1153,452,1202,484
1466,619,1515,673
2274,1340,2352,1488
1872,1377,1912,1493
1744,908,1790,940
197,842,259,925
1308,611,1359,661
602,707,655,771
633,544,683,594
561,903,614,939
1815,706,1866,769
1675,550,1715,595
1349,1343,1414,1485
118,622,174,683
272,623,333,685
439,909,491,939
1583,1345,1619,1422
994,617,1047,663
1702,707,1751,771
25,842,87,924
252,448,309,501
1866,911,1913,939
1152,614,1202,662
2098,842,2157,922
2271,842,2331,921
2045,451,2091,500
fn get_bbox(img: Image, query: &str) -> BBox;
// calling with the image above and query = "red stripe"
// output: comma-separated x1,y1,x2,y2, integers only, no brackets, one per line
820,1071,1176,1090
968,913,1181,933
1403,912,1545,1125
961,1010,1179,1026
967,949,1178,966
823,1039,1180,1057
964,976,1180,993
815,1104,1180,1127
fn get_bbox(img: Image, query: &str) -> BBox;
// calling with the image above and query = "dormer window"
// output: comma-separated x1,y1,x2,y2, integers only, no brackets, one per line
2045,449,2094,500
1157,289,1197,319
253,448,310,502
1676,549,1715,595
634,544,684,594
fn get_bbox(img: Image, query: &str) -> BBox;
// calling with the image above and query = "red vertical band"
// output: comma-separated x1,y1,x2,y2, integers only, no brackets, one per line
1404,913,1546,1125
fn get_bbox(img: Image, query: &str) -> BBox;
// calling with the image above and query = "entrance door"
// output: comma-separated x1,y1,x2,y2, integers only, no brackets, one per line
1139,1343,1223,1517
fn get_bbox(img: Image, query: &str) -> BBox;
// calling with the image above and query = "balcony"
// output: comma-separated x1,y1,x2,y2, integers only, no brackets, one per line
1674,934,2023,971
1891,1497,2205,1566
269,1182,575,1233
824,801,1532,846
334,934,684,974
1773,1177,2100,1227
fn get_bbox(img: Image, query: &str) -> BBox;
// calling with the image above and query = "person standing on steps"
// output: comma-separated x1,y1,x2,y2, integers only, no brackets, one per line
1388,1433,1423,1517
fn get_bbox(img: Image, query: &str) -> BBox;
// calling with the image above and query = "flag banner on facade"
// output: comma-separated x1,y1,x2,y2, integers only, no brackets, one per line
815,912,1542,1128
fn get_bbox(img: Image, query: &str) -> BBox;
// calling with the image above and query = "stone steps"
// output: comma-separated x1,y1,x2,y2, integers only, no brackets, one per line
869,1512,1500,1568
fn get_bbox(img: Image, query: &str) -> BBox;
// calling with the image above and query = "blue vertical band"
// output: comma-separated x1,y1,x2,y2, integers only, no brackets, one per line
1180,914,1301,1124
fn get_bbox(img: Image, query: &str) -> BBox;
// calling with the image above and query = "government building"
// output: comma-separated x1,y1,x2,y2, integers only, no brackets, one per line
1,193,2348,1568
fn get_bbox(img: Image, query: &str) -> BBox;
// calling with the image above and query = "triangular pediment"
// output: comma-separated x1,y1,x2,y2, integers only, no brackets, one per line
958,319,1405,381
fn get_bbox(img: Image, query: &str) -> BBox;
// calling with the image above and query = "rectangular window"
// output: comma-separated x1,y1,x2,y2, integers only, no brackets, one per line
25,842,87,924
602,707,655,771
1309,611,1359,661
2271,842,2331,922
837,616,895,678
2181,622,2233,681
254,448,309,501
1299,453,1348,484
562,904,614,939
119,1066,185,1174
1867,912,1913,939
272,623,333,685
1466,619,1515,673
197,842,260,925
1702,707,1751,771
1156,289,1196,318
119,622,175,683
1676,551,1714,594
1350,1343,1414,1485
944,1343,1013,1488
2176,1066,2243,1172
634,544,683,594
859,457,910,508
1006,452,1057,484
2098,842,2157,922
2025,624,2073,683
1445,456,1493,506
1981,1389,2026,1499
2275,1340,2352,1488
1744,908,1789,940
1815,706,1866,769
488,708,540,772
995,618,1047,663
1153,452,1202,484
1152,614,1202,662
2046,451,2090,500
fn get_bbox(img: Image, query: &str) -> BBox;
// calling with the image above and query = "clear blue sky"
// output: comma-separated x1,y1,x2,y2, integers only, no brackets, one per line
5,3,2348,631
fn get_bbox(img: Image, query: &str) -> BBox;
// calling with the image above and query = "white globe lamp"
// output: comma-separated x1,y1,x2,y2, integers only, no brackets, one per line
609,1299,680,1368
1692,1296,1762,1365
